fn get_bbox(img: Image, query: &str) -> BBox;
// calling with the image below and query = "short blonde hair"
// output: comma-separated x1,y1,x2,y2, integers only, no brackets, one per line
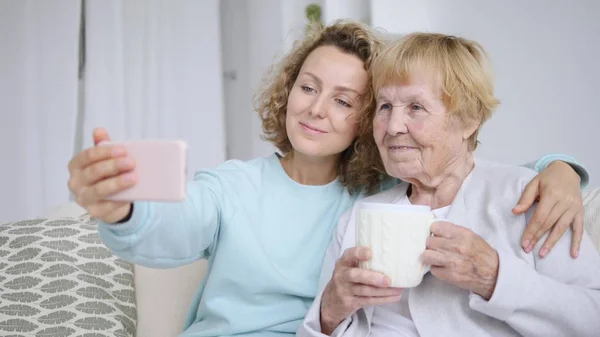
371,32,500,149
254,20,385,193
353,33,501,193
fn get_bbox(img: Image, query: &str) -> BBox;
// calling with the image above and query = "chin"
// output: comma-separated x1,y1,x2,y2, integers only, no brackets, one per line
290,139,344,157
289,138,332,158
383,161,419,181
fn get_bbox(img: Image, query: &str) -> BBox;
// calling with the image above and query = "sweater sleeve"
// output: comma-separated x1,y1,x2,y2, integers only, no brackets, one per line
97,168,227,268
469,208,600,336
521,153,589,188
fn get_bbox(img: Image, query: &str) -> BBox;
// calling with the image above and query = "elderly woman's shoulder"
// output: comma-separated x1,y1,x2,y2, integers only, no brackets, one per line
473,158,538,192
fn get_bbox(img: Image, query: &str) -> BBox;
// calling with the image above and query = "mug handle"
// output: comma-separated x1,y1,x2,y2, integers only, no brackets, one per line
422,218,452,274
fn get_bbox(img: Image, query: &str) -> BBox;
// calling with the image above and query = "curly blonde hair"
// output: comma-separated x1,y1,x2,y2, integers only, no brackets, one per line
254,19,385,193
352,32,501,193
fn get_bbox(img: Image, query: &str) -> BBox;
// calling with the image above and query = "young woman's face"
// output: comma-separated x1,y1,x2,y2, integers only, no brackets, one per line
286,46,368,159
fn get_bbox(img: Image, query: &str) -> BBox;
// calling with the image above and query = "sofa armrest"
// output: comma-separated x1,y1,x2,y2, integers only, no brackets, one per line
134,260,207,337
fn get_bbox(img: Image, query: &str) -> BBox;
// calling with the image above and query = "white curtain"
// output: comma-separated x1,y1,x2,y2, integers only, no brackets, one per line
0,0,81,223
0,0,226,223
83,0,226,177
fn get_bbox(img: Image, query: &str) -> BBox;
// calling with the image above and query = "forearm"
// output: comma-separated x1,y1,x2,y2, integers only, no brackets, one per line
98,182,221,268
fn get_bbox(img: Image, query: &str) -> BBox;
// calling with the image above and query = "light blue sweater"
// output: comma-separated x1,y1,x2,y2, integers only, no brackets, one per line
97,153,588,337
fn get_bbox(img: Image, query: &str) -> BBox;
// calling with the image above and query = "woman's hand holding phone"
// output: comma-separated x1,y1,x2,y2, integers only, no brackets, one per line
67,128,135,224
68,128,188,224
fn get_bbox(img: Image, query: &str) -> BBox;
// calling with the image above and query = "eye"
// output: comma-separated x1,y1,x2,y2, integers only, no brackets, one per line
335,99,352,108
378,103,392,112
301,85,316,93
410,103,425,112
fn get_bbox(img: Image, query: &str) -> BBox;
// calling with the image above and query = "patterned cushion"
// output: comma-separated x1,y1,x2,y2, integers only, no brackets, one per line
0,215,136,337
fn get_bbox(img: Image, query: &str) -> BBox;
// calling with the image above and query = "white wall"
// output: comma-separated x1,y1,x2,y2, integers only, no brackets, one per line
323,0,370,24
220,0,252,161
370,0,600,187
371,0,430,34
282,0,322,52
221,0,319,160
220,0,281,160
168,0,226,172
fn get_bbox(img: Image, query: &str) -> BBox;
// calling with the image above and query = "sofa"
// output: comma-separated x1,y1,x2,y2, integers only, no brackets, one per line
0,203,206,337
1,188,599,337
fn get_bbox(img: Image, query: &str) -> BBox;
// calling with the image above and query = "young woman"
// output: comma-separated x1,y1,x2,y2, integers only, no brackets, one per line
67,21,588,337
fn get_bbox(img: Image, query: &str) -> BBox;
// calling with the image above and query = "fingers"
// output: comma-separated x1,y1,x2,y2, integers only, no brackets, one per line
538,209,576,258
425,236,452,251
429,266,455,283
529,202,567,251
339,247,371,267
76,173,137,206
426,236,469,259
336,247,391,288
80,157,135,186
513,177,539,214
341,267,390,287
325,244,407,324
67,129,135,224
521,197,556,252
421,249,448,267
570,212,584,258
430,221,460,239
351,284,403,297
68,145,127,174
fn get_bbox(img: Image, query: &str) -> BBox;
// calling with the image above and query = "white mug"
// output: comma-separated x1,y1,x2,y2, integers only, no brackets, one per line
355,202,448,288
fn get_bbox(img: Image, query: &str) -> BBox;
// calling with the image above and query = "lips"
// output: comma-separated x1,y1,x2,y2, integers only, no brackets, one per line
388,145,418,150
300,122,327,134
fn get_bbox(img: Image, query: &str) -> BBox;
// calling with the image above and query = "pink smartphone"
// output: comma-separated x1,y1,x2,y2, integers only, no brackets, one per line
98,140,188,202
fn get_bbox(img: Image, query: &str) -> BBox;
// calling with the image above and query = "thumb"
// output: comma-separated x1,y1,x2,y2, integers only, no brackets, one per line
513,178,539,214
93,128,111,146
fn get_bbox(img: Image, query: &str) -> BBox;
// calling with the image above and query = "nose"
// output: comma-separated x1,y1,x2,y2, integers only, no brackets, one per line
309,94,327,119
386,106,408,135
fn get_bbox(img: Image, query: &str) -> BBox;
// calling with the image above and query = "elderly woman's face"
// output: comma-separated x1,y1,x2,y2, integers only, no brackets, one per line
373,73,472,181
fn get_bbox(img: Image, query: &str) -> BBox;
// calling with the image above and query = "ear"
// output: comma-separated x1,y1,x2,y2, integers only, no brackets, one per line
462,119,480,141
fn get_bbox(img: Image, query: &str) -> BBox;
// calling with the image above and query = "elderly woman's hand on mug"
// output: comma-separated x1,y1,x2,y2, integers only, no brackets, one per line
320,246,403,335
422,221,499,300
513,161,584,258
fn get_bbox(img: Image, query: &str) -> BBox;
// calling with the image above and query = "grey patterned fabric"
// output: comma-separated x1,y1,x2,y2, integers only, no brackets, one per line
0,216,136,337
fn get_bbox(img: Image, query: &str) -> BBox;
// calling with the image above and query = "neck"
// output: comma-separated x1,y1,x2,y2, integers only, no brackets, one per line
280,151,339,186
407,150,474,209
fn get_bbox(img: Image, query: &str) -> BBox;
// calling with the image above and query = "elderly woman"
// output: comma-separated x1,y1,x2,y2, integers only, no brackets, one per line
298,33,600,337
